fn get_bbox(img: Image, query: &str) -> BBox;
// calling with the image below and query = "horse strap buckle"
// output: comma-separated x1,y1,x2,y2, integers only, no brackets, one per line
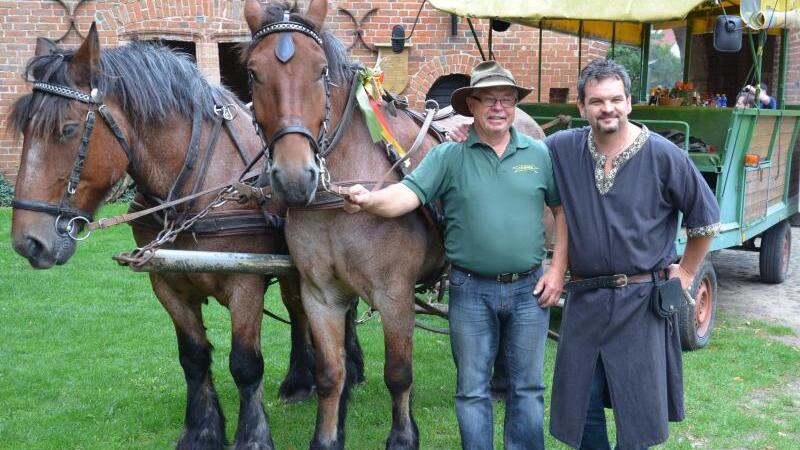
214,104,236,121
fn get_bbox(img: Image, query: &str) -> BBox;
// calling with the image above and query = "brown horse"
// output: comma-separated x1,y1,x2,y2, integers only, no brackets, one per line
8,25,363,450
242,1,543,448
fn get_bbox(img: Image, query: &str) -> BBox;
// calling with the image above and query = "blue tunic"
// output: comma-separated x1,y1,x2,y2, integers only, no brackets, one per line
545,126,720,448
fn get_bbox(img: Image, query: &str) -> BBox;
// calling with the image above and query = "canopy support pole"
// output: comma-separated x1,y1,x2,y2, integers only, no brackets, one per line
488,21,494,60
778,28,788,109
683,21,693,83
611,22,616,59
755,30,766,99
467,18,487,61
640,23,651,104
577,21,584,77
538,26,543,102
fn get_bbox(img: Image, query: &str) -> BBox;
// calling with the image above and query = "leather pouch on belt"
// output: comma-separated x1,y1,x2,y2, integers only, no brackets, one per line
650,277,683,318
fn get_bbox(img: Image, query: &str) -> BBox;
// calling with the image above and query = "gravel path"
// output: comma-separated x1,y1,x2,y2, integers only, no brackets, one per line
711,227,800,345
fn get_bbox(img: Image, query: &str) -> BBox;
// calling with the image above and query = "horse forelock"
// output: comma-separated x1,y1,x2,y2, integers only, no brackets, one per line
241,1,351,85
9,42,240,141
9,51,76,141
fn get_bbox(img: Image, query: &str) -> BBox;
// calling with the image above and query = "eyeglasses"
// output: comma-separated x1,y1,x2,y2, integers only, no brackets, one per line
470,96,517,108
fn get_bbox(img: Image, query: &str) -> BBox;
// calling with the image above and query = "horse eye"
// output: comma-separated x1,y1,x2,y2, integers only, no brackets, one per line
248,70,260,84
319,67,328,80
61,123,79,139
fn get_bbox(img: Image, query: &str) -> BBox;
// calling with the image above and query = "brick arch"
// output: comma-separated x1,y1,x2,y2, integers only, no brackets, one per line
405,53,483,109
102,1,248,42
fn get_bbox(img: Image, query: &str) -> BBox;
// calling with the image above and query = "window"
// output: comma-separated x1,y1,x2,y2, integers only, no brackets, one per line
426,74,470,108
218,42,250,103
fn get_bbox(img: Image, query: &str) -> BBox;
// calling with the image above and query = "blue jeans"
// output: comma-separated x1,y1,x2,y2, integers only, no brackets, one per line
579,358,648,450
449,267,549,450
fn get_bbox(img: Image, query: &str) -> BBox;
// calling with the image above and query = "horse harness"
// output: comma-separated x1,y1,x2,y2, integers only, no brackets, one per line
248,12,334,175
12,82,134,239
12,79,283,241
246,14,448,295
247,14,448,210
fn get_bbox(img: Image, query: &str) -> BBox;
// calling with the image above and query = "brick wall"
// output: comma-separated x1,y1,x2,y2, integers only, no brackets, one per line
786,32,800,105
326,1,608,108
2,1,794,182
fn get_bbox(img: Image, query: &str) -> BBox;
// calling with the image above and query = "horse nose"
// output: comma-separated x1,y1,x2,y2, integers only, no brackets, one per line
269,164,319,207
13,234,51,268
308,166,317,183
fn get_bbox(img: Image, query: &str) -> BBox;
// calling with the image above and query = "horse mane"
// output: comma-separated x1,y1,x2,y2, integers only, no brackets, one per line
9,41,241,140
240,1,351,85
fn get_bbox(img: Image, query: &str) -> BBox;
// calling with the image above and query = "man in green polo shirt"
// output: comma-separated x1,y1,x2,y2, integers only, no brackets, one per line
343,60,567,450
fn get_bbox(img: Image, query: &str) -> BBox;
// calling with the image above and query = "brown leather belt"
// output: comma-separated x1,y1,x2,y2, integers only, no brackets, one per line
452,264,540,283
566,270,668,292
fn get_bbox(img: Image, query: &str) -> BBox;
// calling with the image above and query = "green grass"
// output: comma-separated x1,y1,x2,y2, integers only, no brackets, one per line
2,205,799,449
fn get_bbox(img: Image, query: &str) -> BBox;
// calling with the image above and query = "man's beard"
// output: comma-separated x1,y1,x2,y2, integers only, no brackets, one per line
597,115,620,134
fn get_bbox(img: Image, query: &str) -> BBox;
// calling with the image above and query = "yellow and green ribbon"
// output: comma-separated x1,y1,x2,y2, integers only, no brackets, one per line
356,67,407,161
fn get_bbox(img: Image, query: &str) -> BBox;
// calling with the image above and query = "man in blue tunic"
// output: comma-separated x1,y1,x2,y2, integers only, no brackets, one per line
546,58,720,449
343,60,568,450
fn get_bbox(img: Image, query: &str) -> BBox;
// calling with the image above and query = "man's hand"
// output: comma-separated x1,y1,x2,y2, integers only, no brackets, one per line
342,183,421,217
534,268,564,308
342,184,371,214
668,263,694,291
446,123,470,143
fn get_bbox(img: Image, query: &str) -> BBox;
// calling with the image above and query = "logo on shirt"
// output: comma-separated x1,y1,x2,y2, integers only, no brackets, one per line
513,164,540,174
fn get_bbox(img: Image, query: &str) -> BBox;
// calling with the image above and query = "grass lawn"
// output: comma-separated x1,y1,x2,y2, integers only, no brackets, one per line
1,204,799,449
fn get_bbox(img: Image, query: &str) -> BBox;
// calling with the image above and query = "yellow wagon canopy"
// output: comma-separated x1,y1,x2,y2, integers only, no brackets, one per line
428,0,800,46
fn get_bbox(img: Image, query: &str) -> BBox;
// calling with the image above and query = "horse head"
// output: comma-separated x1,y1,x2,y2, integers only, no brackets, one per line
9,24,130,268
244,0,341,207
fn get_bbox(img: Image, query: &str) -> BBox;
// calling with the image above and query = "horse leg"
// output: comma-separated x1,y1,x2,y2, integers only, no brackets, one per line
303,289,350,450
277,274,317,403
152,276,226,450
379,293,419,450
228,275,275,449
345,299,366,386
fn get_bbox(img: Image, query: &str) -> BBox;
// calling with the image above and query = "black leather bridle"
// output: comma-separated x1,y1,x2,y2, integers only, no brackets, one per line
247,12,333,169
11,81,134,240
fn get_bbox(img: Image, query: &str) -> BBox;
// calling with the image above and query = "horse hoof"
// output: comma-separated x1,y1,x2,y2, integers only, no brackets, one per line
279,385,316,403
385,429,419,450
177,428,226,450
233,440,275,450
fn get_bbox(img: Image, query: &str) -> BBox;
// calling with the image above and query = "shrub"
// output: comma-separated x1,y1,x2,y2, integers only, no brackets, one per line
0,174,14,207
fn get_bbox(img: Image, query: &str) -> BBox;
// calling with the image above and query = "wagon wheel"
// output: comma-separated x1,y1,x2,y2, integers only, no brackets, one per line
790,213,800,227
678,259,717,351
759,220,792,284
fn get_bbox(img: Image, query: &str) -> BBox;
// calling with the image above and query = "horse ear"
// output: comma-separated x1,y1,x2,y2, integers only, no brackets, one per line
34,37,58,57
305,0,328,30
68,22,101,87
244,0,266,34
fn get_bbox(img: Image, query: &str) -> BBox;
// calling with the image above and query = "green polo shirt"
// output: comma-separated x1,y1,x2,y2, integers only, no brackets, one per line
402,126,560,275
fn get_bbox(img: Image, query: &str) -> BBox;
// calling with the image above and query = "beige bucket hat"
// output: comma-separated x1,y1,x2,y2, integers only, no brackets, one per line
450,60,533,117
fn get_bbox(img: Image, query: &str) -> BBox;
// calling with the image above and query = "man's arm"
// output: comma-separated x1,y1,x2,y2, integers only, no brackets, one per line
343,183,421,217
535,204,568,307
669,235,714,290
758,91,772,107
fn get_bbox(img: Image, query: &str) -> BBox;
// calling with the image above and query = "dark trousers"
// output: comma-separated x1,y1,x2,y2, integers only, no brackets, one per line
579,358,648,450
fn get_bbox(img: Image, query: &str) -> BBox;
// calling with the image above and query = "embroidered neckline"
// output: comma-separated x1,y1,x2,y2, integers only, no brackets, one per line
587,124,650,195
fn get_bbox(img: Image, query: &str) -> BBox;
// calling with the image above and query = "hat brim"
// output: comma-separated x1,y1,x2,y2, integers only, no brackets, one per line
450,83,533,117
